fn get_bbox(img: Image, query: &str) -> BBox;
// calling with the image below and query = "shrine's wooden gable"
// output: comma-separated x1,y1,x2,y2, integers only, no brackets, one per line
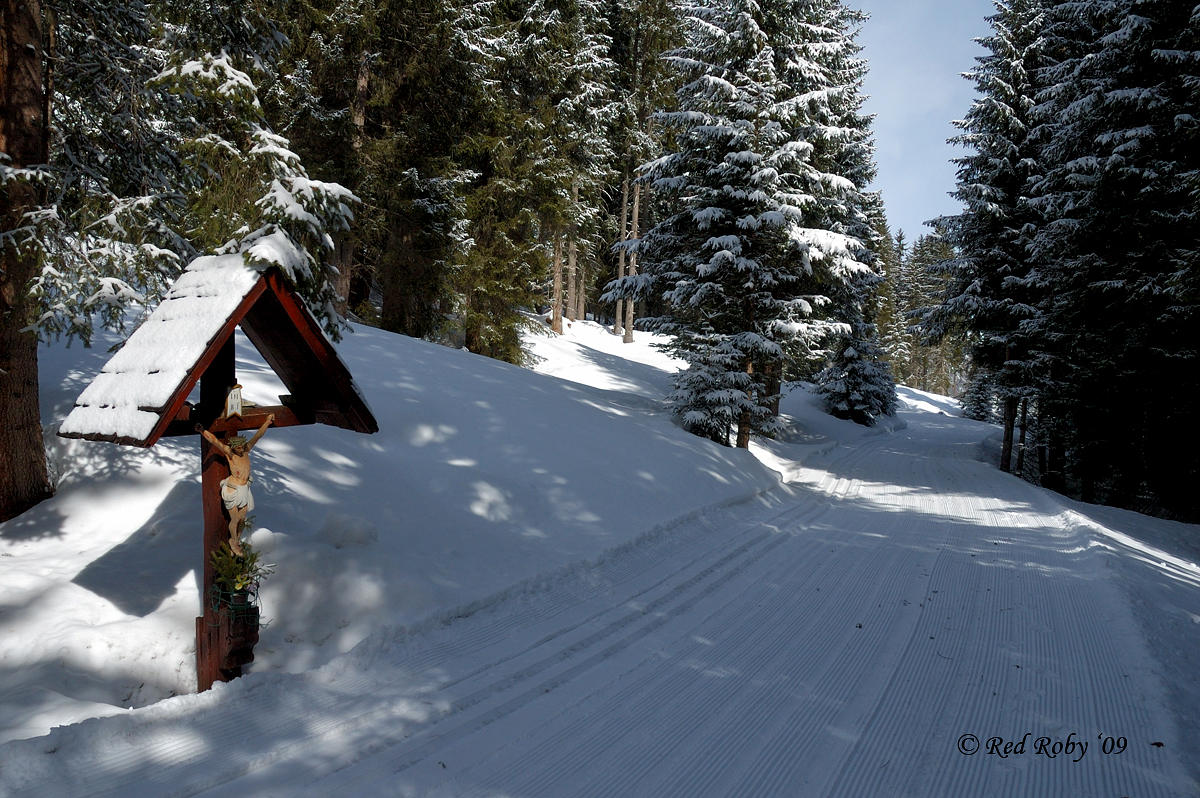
59,255,377,446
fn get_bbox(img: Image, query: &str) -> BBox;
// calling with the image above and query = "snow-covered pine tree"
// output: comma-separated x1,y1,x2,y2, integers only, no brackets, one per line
813,231,898,425
607,0,682,342
920,0,1047,471
1028,0,1200,514
875,227,911,382
545,0,617,335
614,0,877,447
150,15,356,335
4,0,354,519
803,2,897,425
899,234,969,396
317,0,486,339
959,361,997,421
453,0,614,360
25,0,356,342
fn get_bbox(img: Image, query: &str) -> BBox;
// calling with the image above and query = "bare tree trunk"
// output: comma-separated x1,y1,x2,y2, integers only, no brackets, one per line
575,259,586,321
566,238,578,323
0,0,53,521
622,182,640,344
613,169,630,336
566,182,578,323
1000,396,1017,473
352,51,369,153
1014,397,1028,476
331,235,353,317
551,233,564,334
764,361,781,416
736,359,753,449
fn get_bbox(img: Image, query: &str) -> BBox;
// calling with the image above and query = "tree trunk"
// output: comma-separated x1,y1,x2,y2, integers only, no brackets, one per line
352,50,369,153
736,359,754,449
566,238,577,323
551,233,564,334
0,0,53,521
1014,398,1028,476
331,234,353,318
613,168,630,336
764,360,781,416
999,396,1017,473
567,181,578,322
622,181,640,344
574,258,586,321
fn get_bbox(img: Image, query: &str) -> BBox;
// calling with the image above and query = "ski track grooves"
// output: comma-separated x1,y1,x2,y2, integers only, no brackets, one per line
13,415,1191,798
22,485,829,798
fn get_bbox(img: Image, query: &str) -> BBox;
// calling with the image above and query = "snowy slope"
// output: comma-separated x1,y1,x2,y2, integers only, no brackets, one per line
2,321,1198,797
0,321,777,745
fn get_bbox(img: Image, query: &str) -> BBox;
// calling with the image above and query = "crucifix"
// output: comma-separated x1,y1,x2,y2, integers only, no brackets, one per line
59,263,379,692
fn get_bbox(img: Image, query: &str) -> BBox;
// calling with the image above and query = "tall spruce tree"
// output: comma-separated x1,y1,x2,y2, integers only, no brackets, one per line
455,0,615,361
921,0,1047,471
805,1,896,425
614,0,879,447
1,0,355,521
1029,0,1199,514
0,0,53,520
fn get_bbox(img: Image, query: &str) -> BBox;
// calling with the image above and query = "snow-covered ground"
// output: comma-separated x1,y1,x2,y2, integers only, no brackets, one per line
1,319,1197,796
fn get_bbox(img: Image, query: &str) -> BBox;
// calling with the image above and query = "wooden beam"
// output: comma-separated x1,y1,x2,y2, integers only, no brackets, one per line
141,277,269,447
196,426,231,688
161,404,313,438
208,406,308,433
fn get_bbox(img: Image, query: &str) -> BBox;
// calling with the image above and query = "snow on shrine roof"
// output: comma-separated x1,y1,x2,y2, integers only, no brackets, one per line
60,254,265,442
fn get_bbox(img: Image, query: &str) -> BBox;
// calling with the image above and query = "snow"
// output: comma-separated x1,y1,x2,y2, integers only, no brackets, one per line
2,318,1198,796
59,254,263,441
4,318,776,745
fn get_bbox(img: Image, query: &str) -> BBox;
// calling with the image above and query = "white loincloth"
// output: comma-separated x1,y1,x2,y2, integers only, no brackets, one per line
219,477,254,511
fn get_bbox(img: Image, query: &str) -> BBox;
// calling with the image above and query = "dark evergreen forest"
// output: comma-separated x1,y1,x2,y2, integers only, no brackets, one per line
1,0,1196,522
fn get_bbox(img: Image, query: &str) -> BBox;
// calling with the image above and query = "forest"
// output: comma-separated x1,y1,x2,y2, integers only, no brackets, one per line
1,0,1197,523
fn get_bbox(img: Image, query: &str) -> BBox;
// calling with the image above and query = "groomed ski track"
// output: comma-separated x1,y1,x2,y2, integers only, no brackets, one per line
8,409,1191,797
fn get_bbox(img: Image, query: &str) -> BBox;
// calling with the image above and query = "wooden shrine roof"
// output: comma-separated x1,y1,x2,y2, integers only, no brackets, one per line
59,255,377,446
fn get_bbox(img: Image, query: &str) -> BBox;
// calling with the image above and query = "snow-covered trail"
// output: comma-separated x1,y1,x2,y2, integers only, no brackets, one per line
5,410,1191,797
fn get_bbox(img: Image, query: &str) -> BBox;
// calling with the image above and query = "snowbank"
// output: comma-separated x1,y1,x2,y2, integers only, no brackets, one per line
0,319,781,744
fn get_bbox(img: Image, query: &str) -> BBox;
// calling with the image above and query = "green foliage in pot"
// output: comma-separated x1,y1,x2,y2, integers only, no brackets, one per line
211,541,274,594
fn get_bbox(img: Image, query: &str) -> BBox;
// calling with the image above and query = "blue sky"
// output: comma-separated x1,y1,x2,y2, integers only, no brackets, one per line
854,0,996,242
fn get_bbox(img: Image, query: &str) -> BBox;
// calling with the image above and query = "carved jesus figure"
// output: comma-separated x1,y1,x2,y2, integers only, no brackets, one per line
195,414,274,555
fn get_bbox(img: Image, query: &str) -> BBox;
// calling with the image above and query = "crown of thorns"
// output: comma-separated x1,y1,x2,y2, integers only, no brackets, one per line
227,436,249,448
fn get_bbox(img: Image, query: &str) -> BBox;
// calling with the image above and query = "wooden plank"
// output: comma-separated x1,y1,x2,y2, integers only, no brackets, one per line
208,406,307,434
240,272,376,434
161,406,310,438
263,272,377,434
143,277,269,448
197,431,229,692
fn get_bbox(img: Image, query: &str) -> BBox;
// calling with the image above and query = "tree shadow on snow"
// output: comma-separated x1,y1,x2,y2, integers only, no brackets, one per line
71,479,202,617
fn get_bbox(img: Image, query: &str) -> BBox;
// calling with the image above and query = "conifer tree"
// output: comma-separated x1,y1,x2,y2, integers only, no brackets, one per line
608,0,681,341
454,0,614,361
921,0,1047,471
1029,0,1199,512
2,0,355,520
902,235,969,396
0,0,53,520
615,0,879,446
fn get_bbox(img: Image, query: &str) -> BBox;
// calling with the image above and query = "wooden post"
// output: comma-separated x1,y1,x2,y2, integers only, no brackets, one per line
196,338,234,692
